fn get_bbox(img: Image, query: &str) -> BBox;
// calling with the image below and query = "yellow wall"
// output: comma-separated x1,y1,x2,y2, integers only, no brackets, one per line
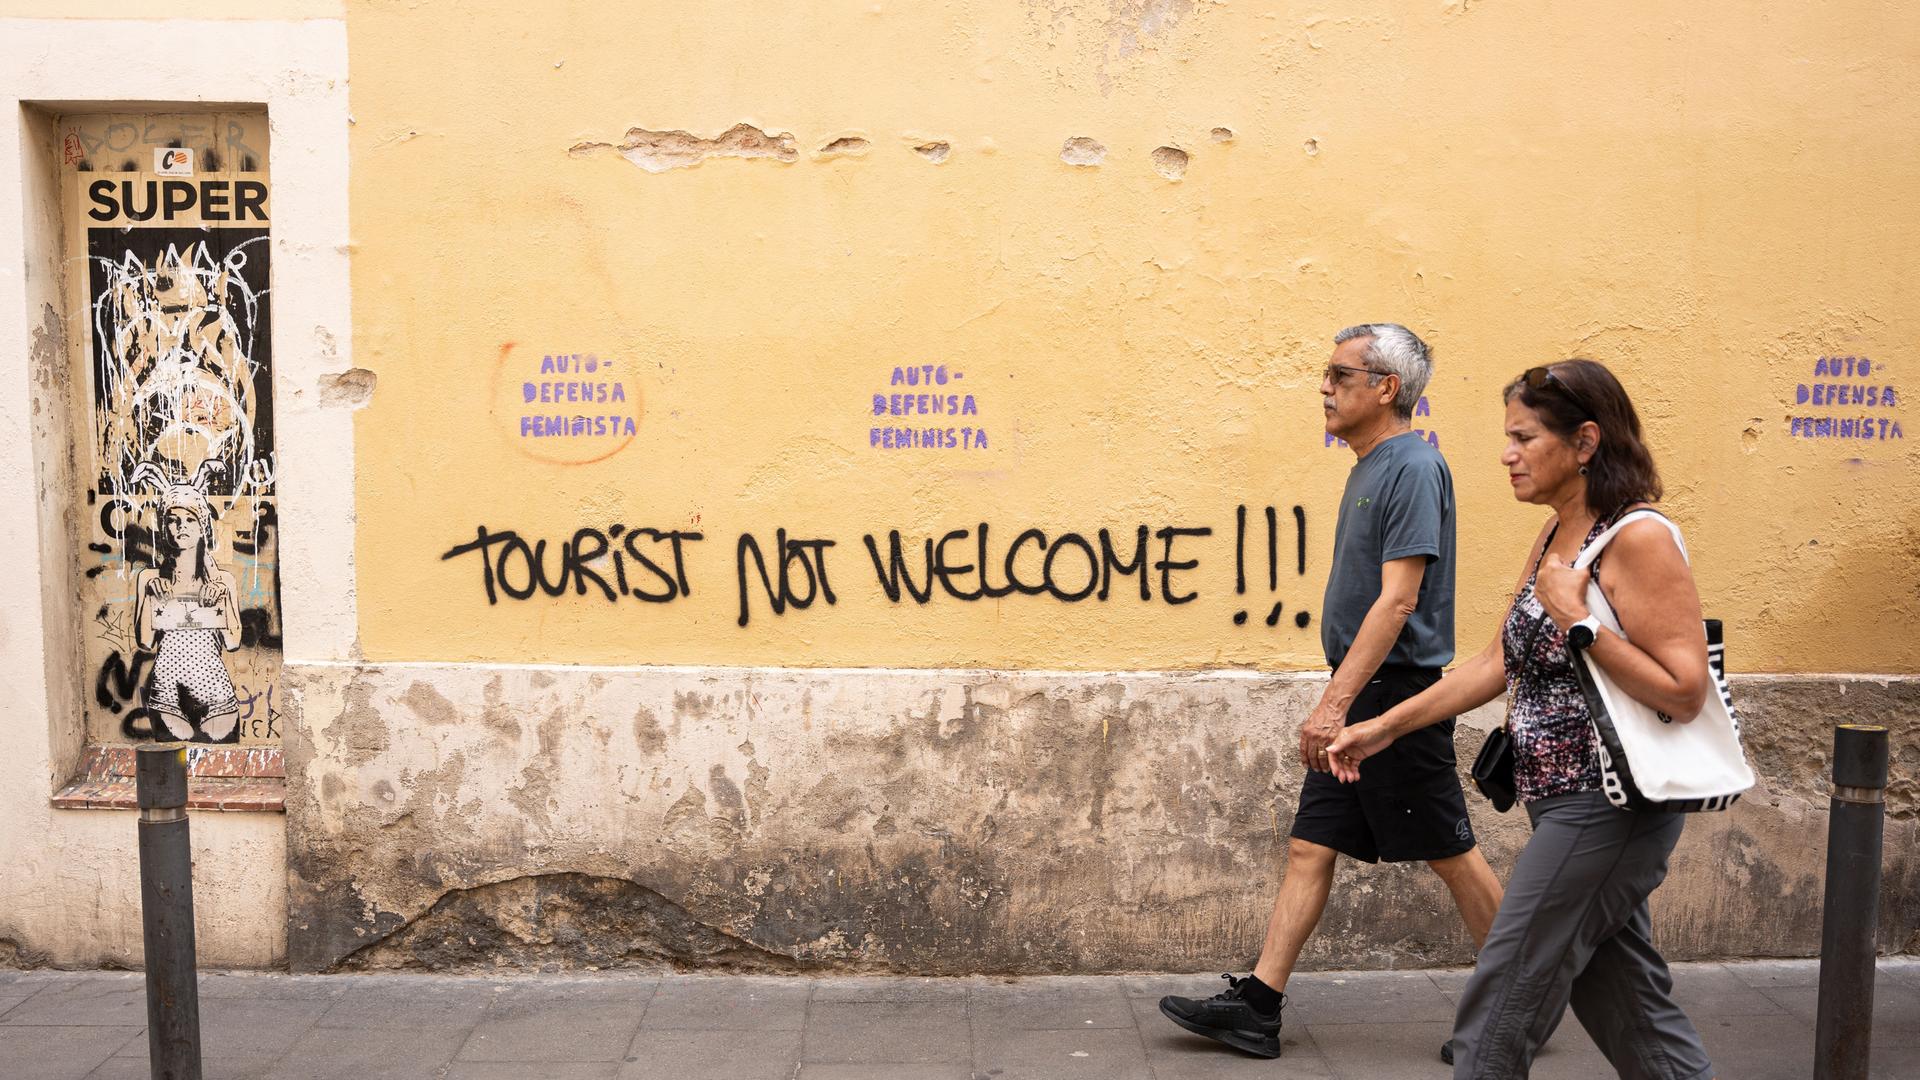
348,1,1919,673
0,2,339,17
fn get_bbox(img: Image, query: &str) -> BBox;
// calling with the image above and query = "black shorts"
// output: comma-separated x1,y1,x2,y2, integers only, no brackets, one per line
1289,664,1476,864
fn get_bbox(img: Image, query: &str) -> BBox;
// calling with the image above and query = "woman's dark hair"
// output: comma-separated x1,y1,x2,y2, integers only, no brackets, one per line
1503,358,1662,516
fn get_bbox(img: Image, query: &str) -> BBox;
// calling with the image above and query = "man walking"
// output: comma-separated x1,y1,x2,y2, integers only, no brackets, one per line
1159,323,1504,1059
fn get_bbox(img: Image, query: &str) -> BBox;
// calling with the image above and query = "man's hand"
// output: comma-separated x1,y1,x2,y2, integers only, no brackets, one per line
1298,695,1347,772
1535,554,1591,630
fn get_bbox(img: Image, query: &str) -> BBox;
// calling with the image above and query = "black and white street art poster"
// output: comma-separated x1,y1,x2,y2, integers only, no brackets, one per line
81,211,282,745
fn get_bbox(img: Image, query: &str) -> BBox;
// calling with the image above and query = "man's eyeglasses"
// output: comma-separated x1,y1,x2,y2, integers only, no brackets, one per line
1323,363,1387,385
1522,366,1596,421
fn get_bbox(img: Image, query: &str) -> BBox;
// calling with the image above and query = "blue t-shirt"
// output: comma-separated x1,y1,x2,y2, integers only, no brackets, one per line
1320,432,1456,671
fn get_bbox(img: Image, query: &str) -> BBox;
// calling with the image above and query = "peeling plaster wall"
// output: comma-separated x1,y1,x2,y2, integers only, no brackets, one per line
285,663,1920,973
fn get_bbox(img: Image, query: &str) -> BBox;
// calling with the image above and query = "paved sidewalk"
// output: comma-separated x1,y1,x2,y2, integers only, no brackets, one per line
1,959,1915,1079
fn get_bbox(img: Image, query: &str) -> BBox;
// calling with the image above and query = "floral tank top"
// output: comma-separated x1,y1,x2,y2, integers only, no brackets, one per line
1501,517,1609,803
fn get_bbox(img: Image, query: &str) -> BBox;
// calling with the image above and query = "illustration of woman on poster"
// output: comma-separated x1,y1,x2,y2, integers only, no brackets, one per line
132,461,243,742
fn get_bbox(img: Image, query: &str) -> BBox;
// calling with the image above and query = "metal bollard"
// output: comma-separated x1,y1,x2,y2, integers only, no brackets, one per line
136,744,203,1080
1813,724,1889,1080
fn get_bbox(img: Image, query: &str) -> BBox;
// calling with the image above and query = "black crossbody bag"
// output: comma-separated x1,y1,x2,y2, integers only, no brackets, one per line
1471,727,1516,812
1470,528,1560,813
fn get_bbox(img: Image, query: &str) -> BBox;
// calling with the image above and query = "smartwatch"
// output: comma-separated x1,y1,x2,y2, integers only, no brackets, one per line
1566,615,1602,652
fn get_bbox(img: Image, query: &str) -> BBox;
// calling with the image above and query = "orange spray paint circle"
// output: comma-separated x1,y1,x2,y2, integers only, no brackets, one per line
491,342,644,466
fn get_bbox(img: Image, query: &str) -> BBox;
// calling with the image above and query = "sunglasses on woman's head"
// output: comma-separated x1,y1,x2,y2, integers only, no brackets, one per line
1523,366,1596,421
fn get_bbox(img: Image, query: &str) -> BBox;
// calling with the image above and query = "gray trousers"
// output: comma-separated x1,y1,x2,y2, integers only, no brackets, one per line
1452,790,1713,1080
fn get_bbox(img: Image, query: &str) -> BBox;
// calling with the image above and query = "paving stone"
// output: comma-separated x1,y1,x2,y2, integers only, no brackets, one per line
640,975,809,1030
1867,1044,1920,1079
619,1028,803,1079
459,982,650,1062
970,1026,1153,1080
1880,956,1920,991
1279,970,1460,1027
312,978,495,1030
2,974,147,1027
1692,1012,1819,1080
0,1024,142,1079
795,1065,975,1080
262,1025,467,1079
1753,980,1920,1046
1130,996,1331,1078
968,977,1135,1030
87,1054,281,1080
82,1059,156,1080
1664,961,1790,1018
447,1063,621,1080
195,995,335,1059
1726,958,1824,989
0,963,1886,1080
804,1000,969,1064
1303,1020,1456,1080
812,977,969,1005
199,973,348,1002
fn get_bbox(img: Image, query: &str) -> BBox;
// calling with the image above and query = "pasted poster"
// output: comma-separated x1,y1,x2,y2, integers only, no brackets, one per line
68,118,280,745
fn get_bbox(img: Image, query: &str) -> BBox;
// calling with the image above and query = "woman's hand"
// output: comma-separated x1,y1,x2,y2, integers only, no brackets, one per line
1325,719,1396,783
200,579,228,609
1534,554,1591,630
144,576,173,603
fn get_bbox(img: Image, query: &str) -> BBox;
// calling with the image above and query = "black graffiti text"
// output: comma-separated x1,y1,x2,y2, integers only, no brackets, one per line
736,530,838,626
442,525,705,605
95,648,165,740
862,523,1214,606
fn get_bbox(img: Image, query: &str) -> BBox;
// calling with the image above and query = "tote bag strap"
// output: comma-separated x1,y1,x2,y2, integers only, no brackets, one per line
1570,508,1687,572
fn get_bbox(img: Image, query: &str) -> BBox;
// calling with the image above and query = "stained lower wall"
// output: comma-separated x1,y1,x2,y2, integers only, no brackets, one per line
283,664,1919,974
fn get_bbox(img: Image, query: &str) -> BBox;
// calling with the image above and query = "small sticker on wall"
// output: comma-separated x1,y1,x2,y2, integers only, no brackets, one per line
155,147,194,176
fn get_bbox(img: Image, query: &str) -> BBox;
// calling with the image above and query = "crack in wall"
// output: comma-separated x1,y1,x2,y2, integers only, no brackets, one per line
336,872,811,973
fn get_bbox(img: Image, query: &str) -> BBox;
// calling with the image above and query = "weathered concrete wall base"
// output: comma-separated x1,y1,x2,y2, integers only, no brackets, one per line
284,664,1918,974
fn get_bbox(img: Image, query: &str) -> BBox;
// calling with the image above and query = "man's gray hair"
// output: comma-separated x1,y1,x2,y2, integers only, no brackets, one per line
1334,323,1432,420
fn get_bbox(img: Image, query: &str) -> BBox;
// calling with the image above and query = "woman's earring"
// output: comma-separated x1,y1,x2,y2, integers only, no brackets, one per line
1579,464,1590,476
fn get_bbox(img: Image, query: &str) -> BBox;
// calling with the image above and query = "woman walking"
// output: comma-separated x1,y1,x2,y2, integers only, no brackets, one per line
1327,359,1715,1079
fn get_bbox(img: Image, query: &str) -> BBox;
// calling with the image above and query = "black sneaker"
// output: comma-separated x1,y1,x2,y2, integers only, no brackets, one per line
1441,1039,1454,1065
1158,974,1284,1059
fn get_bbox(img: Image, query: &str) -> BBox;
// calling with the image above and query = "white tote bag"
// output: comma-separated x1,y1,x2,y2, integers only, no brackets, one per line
1570,510,1755,812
